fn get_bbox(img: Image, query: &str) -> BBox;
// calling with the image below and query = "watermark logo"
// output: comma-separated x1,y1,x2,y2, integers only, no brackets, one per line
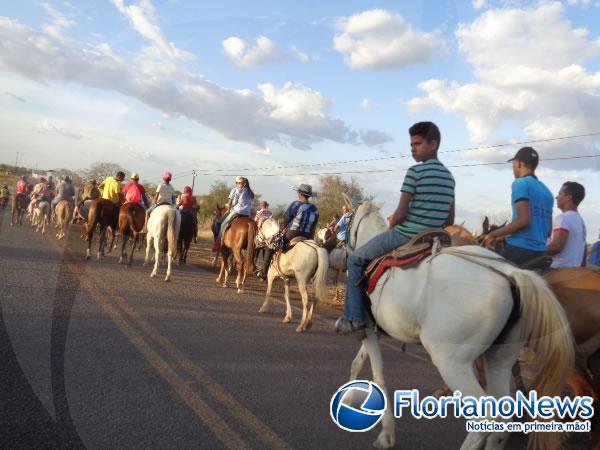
330,380,387,432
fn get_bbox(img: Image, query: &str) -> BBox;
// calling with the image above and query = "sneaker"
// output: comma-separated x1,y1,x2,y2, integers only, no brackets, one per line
334,317,366,338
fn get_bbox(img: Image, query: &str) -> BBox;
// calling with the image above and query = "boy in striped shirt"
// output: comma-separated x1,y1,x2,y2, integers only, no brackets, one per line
335,121,455,337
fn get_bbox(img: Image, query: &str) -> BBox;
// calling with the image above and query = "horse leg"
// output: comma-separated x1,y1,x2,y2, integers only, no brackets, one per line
151,239,160,278
97,225,106,260
282,278,292,323
119,232,128,264
296,279,310,333
107,227,116,254
143,234,152,267
128,233,136,266
358,331,395,450
165,246,173,282
259,269,276,314
232,247,244,294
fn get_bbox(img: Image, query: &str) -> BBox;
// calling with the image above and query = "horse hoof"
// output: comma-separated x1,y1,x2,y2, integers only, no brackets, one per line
237,289,243,294
305,322,313,330
118,258,124,264
373,432,394,450
295,326,304,333
221,283,227,288
165,277,171,282
282,317,291,324
85,255,90,260
258,306,267,314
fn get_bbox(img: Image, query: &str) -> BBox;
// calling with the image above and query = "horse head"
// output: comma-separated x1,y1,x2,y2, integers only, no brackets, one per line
260,217,280,240
347,201,387,252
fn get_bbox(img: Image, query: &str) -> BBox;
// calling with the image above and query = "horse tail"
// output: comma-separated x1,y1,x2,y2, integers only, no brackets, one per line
166,208,178,257
312,245,329,302
512,270,574,450
246,220,257,272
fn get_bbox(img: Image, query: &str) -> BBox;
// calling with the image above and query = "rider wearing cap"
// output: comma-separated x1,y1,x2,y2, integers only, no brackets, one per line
483,146,554,264
123,173,149,208
142,171,176,233
177,185,199,243
214,176,255,248
255,184,319,281
99,171,125,204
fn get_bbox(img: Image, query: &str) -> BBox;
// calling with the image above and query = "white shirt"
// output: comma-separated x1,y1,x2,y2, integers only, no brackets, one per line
550,210,586,268
156,183,176,205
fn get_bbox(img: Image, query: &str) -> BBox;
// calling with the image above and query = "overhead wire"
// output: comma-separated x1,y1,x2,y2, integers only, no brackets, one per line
182,131,600,175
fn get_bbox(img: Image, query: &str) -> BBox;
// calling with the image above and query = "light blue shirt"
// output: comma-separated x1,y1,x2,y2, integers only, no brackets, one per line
505,175,553,252
232,187,252,216
336,212,353,241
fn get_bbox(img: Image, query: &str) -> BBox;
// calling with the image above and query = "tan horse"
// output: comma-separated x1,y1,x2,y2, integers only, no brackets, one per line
216,216,256,294
55,200,73,240
447,224,600,447
118,202,145,265
32,200,51,234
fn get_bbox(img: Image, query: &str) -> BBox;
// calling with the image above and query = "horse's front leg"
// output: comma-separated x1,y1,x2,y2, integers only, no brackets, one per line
362,331,395,450
259,269,276,314
107,226,116,254
282,278,292,323
216,249,227,286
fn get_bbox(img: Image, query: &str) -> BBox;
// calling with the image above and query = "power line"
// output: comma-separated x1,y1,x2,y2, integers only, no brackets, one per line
184,131,600,174
172,154,600,177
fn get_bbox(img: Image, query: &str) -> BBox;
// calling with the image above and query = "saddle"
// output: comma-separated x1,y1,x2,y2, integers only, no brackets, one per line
286,236,308,250
363,229,452,294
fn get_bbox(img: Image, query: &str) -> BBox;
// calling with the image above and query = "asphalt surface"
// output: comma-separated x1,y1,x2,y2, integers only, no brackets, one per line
0,209,590,450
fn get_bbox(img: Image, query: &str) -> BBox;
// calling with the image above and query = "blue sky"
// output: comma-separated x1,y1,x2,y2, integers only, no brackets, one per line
1,0,600,239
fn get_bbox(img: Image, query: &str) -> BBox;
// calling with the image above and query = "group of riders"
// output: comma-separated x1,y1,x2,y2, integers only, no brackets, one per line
3,121,596,338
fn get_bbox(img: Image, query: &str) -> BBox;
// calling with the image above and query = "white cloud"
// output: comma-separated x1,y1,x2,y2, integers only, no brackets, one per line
361,98,370,110
110,0,195,61
359,129,393,147
222,36,282,68
36,119,83,140
472,0,487,10
289,45,310,63
333,9,444,70
408,2,600,170
0,16,391,151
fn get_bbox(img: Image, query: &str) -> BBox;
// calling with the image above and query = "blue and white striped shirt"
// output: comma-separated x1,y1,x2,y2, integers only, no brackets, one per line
284,201,319,235
395,159,455,238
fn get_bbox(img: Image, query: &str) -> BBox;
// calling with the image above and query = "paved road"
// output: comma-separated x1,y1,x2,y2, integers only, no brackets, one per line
0,210,588,449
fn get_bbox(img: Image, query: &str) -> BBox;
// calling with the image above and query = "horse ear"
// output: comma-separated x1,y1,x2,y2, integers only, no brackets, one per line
501,220,508,228
341,193,354,212
483,216,490,234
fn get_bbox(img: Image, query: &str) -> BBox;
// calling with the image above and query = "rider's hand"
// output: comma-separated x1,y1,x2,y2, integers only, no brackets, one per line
483,235,497,250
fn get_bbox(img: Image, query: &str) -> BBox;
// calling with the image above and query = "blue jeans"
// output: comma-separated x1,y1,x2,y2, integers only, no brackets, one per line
495,243,544,266
344,229,410,322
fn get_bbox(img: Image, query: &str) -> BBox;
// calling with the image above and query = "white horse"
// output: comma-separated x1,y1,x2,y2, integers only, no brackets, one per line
32,200,51,235
316,227,347,301
143,205,181,282
344,201,574,450
258,218,329,332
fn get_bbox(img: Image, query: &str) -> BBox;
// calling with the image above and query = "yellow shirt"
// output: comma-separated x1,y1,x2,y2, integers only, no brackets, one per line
100,176,121,203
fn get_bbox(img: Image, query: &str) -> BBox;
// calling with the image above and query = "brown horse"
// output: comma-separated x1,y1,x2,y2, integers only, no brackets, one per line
85,199,120,260
216,216,256,294
55,200,73,240
211,204,227,266
446,223,600,447
11,193,28,226
118,202,145,265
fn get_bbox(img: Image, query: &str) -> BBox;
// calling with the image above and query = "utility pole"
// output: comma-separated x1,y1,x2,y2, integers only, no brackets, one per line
191,170,197,193
15,151,19,171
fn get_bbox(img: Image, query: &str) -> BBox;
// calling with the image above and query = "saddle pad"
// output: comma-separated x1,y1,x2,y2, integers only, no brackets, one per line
288,236,308,247
366,251,432,294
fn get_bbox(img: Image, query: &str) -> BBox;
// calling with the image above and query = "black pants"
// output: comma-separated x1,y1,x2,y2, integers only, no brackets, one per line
261,230,312,274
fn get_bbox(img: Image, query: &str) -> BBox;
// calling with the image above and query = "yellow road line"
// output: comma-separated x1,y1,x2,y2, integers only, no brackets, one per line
81,278,251,450
92,273,293,450
48,240,250,450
